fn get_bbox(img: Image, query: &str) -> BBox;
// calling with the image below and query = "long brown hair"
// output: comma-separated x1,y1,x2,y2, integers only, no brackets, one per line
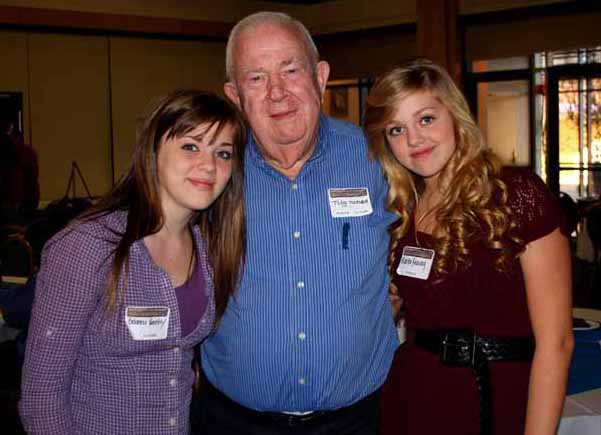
364,59,521,278
83,90,246,323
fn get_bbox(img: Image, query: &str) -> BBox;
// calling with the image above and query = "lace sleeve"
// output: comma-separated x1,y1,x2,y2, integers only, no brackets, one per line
503,167,568,244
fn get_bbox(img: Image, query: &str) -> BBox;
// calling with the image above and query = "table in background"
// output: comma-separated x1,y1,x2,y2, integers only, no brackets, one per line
1,276,27,285
0,275,31,343
574,308,601,322
559,389,601,435
558,309,601,435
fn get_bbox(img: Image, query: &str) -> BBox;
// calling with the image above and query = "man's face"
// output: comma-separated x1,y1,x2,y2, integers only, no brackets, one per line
225,23,329,160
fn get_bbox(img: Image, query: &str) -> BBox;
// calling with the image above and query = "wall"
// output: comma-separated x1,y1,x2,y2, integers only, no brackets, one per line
317,25,417,79
464,3,601,60
0,31,29,142
0,0,576,34
0,29,226,202
0,0,296,23
1,0,600,202
109,37,226,178
317,1,601,81
28,33,110,199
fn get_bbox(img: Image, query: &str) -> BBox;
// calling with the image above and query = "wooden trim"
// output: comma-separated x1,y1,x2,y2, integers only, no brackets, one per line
0,5,231,39
417,0,461,82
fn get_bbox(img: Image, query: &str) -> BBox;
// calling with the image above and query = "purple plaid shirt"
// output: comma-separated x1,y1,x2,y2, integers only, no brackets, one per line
19,210,215,434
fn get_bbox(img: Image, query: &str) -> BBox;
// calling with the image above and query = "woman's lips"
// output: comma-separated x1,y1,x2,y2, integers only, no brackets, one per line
410,146,434,159
188,178,214,189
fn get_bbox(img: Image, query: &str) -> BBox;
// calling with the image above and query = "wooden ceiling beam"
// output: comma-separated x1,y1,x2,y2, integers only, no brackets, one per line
416,0,462,82
0,5,231,39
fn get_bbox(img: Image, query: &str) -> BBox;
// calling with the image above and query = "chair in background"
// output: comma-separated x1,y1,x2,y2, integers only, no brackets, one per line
0,232,34,278
558,191,579,238
569,192,597,307
587,205,601,258
584,203,601,308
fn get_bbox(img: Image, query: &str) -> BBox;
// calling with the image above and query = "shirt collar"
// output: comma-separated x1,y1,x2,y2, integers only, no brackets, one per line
247,113,329,168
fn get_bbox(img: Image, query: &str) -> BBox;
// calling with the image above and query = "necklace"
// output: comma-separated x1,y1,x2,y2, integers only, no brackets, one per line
185,231,195,281
413,191,440,246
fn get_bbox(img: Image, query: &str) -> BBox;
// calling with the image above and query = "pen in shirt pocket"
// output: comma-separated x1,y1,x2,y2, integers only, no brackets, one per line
342,222,350,250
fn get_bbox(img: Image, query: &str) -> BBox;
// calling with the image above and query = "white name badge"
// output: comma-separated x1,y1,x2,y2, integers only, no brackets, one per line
396,246,435,280
125,307,170,341
327,188,373,218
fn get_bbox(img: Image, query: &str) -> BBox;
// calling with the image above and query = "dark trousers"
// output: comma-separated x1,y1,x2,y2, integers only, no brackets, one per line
190,377,380,435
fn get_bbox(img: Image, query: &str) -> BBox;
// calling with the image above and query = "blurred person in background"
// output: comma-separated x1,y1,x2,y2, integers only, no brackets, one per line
0,116,39,226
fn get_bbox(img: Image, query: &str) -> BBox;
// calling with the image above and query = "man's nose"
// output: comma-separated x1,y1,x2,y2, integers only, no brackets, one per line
267,74,286,101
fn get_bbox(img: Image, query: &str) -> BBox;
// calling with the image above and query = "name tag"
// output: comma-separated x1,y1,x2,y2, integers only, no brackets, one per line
396,246,435,280
327,188,373,218
125,307,170,340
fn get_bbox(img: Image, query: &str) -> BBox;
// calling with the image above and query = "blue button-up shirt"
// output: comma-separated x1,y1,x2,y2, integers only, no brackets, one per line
202,115,399,412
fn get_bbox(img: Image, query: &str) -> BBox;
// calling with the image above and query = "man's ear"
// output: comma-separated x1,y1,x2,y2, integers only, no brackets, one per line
224,82,242,109
315,60,330,99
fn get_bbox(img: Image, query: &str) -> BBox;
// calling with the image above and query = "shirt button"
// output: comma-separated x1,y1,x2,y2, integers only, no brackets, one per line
293,231,301,239
298,378,306,385
173,347,179,353
298,332,306,340
291,183,298,190
297,281,305,288
169,417,176,426
170,379,177,387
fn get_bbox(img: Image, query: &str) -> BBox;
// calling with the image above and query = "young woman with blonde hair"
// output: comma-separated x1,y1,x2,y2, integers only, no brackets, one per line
20,90,246,434
364,58,573,435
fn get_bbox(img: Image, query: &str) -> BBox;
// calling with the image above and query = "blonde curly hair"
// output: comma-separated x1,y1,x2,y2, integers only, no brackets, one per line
364,58,522,278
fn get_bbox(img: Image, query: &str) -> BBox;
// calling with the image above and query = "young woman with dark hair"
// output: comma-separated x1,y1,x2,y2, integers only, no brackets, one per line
19,90,246,434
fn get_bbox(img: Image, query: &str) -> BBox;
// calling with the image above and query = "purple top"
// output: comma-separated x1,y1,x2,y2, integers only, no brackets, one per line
175,252,207,337
19,210,215,435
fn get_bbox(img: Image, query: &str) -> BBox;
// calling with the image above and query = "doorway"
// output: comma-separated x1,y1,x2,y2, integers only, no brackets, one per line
0,92,23,134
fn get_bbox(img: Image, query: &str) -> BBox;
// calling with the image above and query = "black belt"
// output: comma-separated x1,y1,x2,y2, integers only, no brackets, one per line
204,378,380,428
413,329,534,435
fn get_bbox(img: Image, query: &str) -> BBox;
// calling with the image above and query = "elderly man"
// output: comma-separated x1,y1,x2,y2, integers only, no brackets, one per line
197,11,398,435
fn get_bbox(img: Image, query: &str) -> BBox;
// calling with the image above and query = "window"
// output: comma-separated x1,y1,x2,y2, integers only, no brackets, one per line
469,48,601,200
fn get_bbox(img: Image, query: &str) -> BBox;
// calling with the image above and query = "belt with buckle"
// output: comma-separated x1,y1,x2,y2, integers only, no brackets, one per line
268,411,328,427
204,378,380,428
413,329,534,435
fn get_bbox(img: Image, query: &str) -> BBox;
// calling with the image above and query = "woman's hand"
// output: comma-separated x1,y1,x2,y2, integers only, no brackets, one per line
389,284,403,325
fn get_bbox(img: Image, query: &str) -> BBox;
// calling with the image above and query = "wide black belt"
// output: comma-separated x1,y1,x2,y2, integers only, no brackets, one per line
413,329,534,435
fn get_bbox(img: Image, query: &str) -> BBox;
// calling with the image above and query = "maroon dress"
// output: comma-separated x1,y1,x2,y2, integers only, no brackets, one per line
380,168,566,435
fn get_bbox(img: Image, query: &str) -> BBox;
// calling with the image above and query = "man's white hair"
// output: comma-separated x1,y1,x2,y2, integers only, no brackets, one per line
225,11,319,81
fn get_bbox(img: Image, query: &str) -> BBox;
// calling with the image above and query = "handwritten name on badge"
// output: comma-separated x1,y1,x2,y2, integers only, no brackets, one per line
396,246,435,280
328,188,373,218
125,307,170,341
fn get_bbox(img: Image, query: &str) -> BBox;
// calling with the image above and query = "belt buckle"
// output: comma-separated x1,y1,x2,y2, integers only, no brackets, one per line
440,330,476,367
287,414,298,427
286,412,317,427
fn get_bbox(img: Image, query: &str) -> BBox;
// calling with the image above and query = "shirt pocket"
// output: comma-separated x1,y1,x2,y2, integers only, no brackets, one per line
331,215,389,294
